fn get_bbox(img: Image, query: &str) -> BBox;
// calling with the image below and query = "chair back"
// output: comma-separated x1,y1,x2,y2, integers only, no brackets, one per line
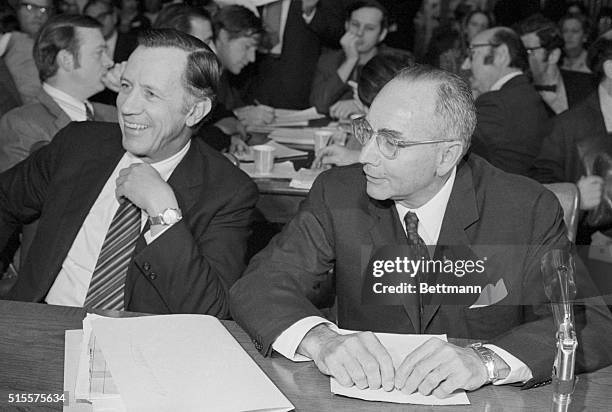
544,183,580,243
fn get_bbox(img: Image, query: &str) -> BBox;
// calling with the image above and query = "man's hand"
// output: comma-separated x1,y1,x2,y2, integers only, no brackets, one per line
394,338,492,398
330,99,363,120
102,62,127,93
302,0,319,16
340,32,360,61
312,145,360,167
115,163,178,217
235,105,275,126
297,324,395,391
578,175,604,210
230,135,250,156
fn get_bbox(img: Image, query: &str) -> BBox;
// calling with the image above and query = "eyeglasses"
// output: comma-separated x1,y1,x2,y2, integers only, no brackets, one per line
352,116,457,160
20,2,49,14
467,42,499,60
524,46,545,55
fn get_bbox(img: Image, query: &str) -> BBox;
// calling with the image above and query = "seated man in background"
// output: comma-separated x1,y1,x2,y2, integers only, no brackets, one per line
0,14,117,172
230,65,612,396
313,48,414,167
0,28,257,316
531,34,612,245
517,14,596,114
309,0,391,119
461,26,551,176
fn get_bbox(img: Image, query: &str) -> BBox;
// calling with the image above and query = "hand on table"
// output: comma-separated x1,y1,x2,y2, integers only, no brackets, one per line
313,145,360,167
235,105,275,126
230,135,250,156
394,338,492,398
297,324,395,391
578,175,604,210
330,99,364,120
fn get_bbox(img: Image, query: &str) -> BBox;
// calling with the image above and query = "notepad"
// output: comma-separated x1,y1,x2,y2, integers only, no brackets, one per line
235,141,307,162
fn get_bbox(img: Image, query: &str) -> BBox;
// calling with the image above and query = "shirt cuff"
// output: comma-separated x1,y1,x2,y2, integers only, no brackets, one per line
143,224,174,244
272,316,336,361
485,344,533,385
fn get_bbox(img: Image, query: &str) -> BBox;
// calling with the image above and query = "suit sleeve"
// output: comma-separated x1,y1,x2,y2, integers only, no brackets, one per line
309,52,350,114
470,94,506,168
530,118,577,183
490,190,612,386
230,174,337,355
0,111,50,173
131,176,258,318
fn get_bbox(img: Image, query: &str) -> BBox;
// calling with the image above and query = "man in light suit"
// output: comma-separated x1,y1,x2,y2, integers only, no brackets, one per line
0,14,117,173
0,28,258,316
230,65,612,397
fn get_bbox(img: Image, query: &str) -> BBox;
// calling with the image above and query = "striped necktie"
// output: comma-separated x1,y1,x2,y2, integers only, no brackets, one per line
84,200,141,310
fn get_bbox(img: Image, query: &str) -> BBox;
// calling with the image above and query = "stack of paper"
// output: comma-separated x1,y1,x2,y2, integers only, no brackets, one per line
289,168,325,190
66,314,293,412
240,161,297,179
268,128,316,146
235,141,307,162
246,107,325,133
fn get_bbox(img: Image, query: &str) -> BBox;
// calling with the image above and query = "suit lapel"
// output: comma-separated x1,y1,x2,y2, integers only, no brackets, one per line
367,198,421,333
37,91,71,133
421,161,480,331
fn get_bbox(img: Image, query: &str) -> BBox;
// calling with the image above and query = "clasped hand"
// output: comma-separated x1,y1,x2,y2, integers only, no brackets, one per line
115,163,178,217
299,325,489,398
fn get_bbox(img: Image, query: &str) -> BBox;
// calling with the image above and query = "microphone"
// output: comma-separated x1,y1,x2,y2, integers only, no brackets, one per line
541,248,578,412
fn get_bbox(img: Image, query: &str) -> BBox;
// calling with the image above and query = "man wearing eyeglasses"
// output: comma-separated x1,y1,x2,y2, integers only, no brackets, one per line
230,65,612,397
461,26,551,176
12,0,52,38
517,14,596,115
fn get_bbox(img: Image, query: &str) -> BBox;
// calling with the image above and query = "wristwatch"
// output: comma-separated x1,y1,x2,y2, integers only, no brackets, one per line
469,342,499,383
148,208,182,226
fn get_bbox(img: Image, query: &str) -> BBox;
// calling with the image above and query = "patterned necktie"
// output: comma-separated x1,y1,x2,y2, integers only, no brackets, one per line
263,1,283,50
404,211,429,321
84,200,141,310
85,103,94,121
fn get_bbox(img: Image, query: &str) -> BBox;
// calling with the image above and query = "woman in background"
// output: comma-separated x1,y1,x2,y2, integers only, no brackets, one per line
560,12,592,73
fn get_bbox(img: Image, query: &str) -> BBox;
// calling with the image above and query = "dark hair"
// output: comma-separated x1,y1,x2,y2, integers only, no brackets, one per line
346,0,389,30
587,35,612,82
490,27,529,71
212,5,262,41
153,3,211,35
559,12,592,44
462,9,495,35
137,28,220,110
517,14,564,52
394,65,476,153
83,0,114,16
34,14,102,82
0,3,19,33
358,49,414,106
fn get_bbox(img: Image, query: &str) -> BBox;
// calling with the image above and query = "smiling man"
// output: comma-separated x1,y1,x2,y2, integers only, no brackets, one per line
230,65,612,397
0,28,258,316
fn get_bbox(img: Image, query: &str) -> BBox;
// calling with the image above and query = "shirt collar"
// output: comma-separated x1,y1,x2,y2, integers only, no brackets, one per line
42,82,89,121
490,71,522,91
599,83,612,133
395,166,456,245
124,139,191,181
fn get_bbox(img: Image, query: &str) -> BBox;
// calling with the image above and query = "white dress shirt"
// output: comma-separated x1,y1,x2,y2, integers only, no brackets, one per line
42,82,93,122
599,83,612,133
273,167,533,385
45,141,191,307
489,71,522,92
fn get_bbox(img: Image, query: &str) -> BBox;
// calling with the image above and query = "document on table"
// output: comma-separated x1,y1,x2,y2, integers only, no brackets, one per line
289,168,325,190
330,330,470,405
240,161,297,179
236,141,307,162
66,314,293,412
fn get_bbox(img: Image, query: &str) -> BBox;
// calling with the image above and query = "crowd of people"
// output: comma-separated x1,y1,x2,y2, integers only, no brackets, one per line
1,0,612,400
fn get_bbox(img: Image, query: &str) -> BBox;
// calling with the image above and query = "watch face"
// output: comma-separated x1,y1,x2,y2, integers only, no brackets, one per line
162,209,178,224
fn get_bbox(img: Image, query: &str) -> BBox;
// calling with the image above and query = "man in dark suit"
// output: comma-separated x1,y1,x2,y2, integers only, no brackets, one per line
230,65,612,396
518,14,596,114
0,57,20,117
461,27,551,176
249,0,346,109
85,0,138,105
0,28,257,316
0,14,117,172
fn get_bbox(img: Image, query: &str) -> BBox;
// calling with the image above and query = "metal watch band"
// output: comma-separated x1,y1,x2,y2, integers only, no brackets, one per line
470,343,497,383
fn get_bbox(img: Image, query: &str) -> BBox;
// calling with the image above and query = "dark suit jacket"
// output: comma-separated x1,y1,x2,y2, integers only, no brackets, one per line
250,0,346,109
309,48,357,114
470,74,551,176
531,90,612,243
0,90,117,172
561,69,596,110
0,122,258,316
230,154,612,385
0,58,21,118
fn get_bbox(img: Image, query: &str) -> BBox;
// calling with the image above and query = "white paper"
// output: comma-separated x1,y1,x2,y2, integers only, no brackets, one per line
240,160,297,179
268,128,316,146
236,141,307,162
289,168,324,190
330,331,470,405
89,315,293,412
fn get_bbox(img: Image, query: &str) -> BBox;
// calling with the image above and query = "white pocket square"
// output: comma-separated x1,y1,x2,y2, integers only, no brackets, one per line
469,278,508,309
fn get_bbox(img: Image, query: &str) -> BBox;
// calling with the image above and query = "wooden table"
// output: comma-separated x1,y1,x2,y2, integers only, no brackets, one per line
1,300,611,411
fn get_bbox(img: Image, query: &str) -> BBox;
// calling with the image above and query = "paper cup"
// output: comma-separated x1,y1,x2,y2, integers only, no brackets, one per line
252,144,275,174
314,130,334,152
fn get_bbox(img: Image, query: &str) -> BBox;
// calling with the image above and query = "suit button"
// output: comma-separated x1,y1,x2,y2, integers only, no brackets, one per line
143,262,151,271
149,272,157,280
